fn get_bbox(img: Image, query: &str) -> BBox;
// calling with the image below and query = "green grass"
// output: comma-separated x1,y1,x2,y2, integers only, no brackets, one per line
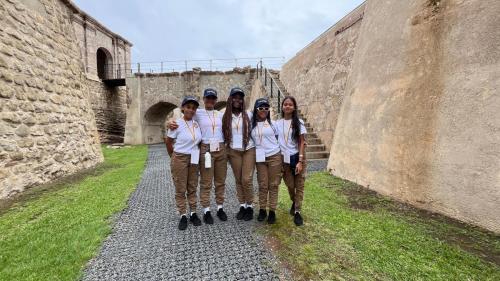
263,172,500,280
0,145,148,281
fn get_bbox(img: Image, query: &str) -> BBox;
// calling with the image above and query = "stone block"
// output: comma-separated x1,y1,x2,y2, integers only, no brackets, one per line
15,124,30,137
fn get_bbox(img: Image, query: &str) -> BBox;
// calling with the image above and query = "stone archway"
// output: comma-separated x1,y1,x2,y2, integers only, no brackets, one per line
96,47,113,79
143,102,177,144
214,101,227,112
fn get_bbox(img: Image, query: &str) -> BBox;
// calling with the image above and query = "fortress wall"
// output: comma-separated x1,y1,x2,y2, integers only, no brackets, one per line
0,0,103,198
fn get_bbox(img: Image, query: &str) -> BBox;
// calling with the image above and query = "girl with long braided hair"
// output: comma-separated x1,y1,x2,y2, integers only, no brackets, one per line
222,87,256,221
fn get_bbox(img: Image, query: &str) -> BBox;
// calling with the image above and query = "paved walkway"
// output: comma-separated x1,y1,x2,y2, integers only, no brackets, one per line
83,144,280,280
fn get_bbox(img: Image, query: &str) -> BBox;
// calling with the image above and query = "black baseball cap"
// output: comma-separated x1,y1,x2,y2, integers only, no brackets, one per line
229,87,245,97
203,88,217,98
254,98,270,108
181,96,200,107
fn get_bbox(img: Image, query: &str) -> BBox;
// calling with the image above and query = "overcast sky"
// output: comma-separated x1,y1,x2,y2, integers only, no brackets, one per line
73,0,364,69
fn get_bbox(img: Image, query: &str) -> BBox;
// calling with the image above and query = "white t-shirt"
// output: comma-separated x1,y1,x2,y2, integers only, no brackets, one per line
166,118,202,154
230,111,255,151
194,109,224,144
251,119,280,157
276,118,307,156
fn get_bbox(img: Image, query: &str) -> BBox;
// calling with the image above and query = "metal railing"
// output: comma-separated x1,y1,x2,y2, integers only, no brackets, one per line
89,57,286,80
256,60,286,113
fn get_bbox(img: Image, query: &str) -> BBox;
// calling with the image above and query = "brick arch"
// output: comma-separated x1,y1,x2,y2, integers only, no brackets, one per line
143,102,177,144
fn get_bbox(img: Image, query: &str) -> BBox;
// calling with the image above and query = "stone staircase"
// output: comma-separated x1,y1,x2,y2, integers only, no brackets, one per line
258,68,330,161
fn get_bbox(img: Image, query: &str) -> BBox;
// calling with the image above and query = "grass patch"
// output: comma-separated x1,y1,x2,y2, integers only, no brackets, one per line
262,172,500,280
0,145,148,281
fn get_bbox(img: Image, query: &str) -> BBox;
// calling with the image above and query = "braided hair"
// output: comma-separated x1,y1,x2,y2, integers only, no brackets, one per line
222,95,251,149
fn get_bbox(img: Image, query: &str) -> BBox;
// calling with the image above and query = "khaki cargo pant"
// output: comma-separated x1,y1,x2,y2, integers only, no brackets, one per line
283,160,306,211
170,152,199,215
256,153,282,211
199,143,227,208
227,147,256,205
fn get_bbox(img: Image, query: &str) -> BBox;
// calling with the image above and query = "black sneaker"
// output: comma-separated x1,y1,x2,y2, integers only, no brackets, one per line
203,211,214,224
257,209,267,221
289,202,295,216
294,212,303,226
190,213,202,226
243,207,254,221
217,208,228,221
267,210,276,224
236,206,246,220
178,216,188,230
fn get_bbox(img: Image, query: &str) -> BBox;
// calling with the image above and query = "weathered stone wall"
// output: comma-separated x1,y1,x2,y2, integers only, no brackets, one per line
87,80,127,143
329,0,500,232
279,4,365,150
0,0,103,198
124,68,255,145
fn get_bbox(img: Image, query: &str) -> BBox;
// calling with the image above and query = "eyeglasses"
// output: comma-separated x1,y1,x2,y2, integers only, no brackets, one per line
257,107,270,112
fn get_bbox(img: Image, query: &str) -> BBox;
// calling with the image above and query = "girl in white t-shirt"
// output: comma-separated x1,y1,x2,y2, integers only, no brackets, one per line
251,98,282,224
165,96,202,231
222,87,256,221
276,96,307,226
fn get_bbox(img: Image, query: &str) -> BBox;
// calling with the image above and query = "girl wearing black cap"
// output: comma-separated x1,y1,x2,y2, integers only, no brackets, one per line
276,96,307,226
165,96,203,230
251,98,282,224
222,87,256,221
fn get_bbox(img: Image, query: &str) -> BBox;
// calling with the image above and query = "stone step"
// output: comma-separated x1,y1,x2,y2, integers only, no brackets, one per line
306,151,330,159
306,132,319,139
306,138,322,145
306,144,326,152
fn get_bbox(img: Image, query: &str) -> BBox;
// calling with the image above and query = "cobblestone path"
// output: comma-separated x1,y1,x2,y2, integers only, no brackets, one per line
82,144,280,280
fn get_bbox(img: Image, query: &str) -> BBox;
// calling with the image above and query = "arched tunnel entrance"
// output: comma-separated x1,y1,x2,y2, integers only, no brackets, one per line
144,102,177,144
97,47,113,80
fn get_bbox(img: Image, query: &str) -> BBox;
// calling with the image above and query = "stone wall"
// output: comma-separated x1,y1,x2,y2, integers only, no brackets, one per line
329,0,500,232
87,80,127,143
124,68,255,145
0,0,103,198
279,3,365,150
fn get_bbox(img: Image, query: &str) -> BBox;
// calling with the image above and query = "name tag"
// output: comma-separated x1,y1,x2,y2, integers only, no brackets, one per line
256,148,266,163
284,151,291,164
233,135,243,149
190,148,200,164
209,138,219,152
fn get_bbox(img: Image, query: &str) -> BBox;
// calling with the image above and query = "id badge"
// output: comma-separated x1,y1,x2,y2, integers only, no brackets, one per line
233,135,243,149
284,151,291,164
256,148,266,163
190,148,200,164
209,138,219,152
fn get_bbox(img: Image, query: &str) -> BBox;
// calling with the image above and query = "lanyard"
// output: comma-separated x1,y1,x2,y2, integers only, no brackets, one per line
257,121,265,145
233,114,242,133
283,120,292,145
184,119,196,143
206,110,217,136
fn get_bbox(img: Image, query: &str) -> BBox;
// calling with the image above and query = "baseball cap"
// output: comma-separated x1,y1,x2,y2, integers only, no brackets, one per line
203,88,217,98
254,98,270,108
229,87,245,97
181,96,200,107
